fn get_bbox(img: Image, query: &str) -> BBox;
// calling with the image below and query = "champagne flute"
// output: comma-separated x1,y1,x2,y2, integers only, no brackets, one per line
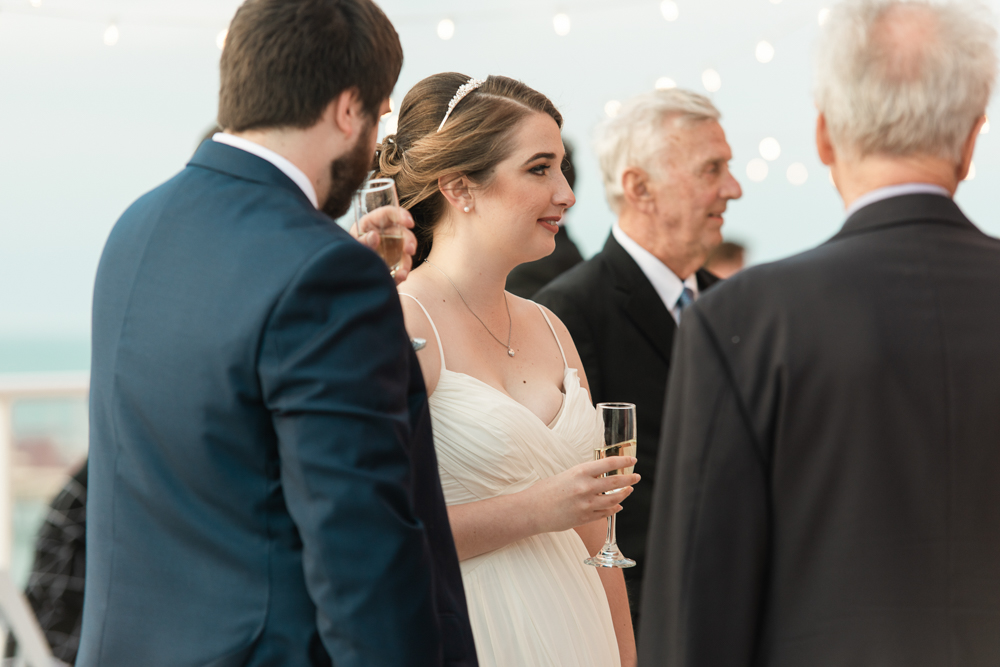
353,177,404,277
584,402,637,569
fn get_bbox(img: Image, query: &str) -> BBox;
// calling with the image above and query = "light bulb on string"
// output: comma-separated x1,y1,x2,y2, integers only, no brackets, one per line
216,29,228,51
759,137,781,161
981,115,990,134
604,100,622,118
787,163,809,185
818,8,831,25
747,159,768,182
655,77,677,90
104,22,119,47
553,13,571,36
660,1,679,21
756,41,775,63
702,69,721,92
29,0,42,7
966,162,977,181
437,18,455,40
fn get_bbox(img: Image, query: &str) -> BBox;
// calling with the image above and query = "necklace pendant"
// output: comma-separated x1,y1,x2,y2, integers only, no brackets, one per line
507,348,515,358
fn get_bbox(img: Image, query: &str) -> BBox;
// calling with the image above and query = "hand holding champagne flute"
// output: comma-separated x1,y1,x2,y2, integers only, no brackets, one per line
350,177,417,282
585,402,637,569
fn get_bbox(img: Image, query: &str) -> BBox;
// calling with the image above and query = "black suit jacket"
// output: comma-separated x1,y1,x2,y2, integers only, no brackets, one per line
535,232,718,613
639,194,1000,666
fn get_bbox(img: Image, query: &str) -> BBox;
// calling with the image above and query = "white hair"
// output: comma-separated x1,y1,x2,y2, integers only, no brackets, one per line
815,0,998,161
593,89,720,214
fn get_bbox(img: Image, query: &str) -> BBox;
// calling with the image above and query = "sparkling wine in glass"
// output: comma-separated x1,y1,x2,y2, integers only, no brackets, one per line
353,177,404,277
584,402,637,569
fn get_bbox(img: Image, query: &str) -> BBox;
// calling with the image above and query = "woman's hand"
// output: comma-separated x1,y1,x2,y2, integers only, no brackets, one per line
349,206,418,284
526,456,639,535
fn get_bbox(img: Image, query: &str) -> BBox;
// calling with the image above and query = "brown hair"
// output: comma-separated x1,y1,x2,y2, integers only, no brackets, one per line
218,0,403,132
374,73,563,261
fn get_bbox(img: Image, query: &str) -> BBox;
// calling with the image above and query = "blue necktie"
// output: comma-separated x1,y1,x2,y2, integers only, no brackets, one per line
675,286,695,323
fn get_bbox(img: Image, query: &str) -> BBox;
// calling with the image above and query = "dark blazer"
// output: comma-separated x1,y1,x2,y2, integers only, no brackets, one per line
505,225,585,299
639,194,1000,667
81,140,475,667
535,232,718,617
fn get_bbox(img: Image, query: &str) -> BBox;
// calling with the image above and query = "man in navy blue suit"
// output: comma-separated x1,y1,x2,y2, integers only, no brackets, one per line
79,1,475,665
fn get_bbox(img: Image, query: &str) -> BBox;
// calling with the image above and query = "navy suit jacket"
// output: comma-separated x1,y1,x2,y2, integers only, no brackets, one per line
80,140,475,666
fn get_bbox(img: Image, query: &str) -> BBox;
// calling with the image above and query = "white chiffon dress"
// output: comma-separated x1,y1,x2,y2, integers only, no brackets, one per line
401,294,621,667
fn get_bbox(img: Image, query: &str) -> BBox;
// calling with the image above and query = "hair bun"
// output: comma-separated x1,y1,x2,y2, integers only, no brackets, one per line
377,134,405,175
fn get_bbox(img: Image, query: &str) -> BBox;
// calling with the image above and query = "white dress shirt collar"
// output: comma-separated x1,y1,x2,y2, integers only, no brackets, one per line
212,133,319,209
612,223,698,324
845,182,951,220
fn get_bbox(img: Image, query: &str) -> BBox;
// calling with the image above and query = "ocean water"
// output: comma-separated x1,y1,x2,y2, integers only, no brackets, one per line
0,338,90,586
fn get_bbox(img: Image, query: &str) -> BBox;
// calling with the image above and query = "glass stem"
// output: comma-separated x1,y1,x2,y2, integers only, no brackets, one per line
605,512,617,551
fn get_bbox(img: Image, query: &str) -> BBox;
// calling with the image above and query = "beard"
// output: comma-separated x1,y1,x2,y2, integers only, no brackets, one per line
321,116,377,219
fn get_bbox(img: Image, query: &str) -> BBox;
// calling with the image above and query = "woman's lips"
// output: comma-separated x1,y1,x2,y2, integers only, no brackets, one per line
537,218,560,233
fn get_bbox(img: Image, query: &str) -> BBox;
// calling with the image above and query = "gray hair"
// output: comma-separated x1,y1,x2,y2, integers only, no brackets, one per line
815,0,997,161
594,89,720,214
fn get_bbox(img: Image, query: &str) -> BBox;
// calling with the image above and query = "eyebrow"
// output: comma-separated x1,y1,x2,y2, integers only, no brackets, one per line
522,152,557,166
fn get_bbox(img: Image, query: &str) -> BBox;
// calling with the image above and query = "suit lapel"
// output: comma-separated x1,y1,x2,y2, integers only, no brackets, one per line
602,234,677,364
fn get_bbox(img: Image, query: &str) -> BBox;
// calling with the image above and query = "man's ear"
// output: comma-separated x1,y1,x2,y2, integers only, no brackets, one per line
957,115,986,182
438,173,474,213
621,167,655,214
816,113,836,166
322,87,365,138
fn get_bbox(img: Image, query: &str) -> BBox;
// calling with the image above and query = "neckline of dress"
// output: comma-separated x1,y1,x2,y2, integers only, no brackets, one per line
436,366,575,431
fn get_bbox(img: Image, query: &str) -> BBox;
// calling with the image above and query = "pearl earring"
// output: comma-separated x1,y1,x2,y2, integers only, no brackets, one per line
463,206,471,213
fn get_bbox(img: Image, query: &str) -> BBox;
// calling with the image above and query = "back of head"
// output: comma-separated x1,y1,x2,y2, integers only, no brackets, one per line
594,88,720,215
218,0,403,132
816,0,998,161
375,73,563,260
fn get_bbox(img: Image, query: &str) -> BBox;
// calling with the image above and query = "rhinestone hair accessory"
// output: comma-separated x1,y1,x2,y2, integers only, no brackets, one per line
437,77,487,132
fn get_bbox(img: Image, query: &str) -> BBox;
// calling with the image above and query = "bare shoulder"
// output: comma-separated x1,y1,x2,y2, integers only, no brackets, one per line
397,275,443,393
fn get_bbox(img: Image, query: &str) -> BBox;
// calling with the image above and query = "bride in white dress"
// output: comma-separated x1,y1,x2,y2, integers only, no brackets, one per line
377,73,639,666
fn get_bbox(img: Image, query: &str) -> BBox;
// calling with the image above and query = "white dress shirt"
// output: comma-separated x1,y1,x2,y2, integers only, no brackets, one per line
845,182,951,219
612,223,698,324
212,133,319,209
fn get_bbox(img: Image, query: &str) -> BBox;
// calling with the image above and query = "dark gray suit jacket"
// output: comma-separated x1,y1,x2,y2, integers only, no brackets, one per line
535,232,718,619
639,194,1000,666
81,140,475,667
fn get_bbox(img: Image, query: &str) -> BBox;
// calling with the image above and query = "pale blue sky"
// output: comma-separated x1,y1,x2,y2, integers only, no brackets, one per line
2,0,998,349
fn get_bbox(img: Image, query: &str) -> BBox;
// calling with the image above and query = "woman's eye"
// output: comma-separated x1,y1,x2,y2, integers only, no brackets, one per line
530,164,550,175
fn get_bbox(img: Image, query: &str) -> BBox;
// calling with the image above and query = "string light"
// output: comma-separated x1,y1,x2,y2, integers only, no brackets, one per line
216,29,227,51
787,163,809,185
747,159,769,182
966,161,976,181
660,1,679,21
29,0,42,7
818,8,831,25
655,77,677,90
981,115,990,134
103,23,119,47
553,13,571,36
604,100,622,118
756,40,775,63
759,137,781,161
702,69,721,92
437,18,455,40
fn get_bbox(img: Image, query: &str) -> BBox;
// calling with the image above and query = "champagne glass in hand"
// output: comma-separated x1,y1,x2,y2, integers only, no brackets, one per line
584,402,637,569
353,177,405,277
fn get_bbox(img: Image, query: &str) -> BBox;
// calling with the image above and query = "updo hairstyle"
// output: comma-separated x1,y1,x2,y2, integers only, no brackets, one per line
375,73,562,262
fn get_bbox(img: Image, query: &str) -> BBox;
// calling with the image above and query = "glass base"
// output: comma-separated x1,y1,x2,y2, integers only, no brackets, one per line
584,545,636,569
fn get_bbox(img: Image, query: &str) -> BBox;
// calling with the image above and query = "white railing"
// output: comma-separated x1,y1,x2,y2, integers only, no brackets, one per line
0,373,89,571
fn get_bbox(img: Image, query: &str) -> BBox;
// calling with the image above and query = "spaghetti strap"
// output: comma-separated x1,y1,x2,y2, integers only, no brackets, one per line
533,302,568,370
400,293,446,370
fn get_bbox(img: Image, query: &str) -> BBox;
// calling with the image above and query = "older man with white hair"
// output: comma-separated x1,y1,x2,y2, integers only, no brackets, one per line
535,88,742,625
639,1,1000,665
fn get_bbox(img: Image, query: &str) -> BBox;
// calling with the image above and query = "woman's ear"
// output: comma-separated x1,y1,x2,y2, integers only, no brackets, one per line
438,173,475,213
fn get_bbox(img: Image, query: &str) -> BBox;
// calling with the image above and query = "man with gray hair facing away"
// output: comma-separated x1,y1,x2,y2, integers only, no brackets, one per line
535,89,742,625
639,1,1000,665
